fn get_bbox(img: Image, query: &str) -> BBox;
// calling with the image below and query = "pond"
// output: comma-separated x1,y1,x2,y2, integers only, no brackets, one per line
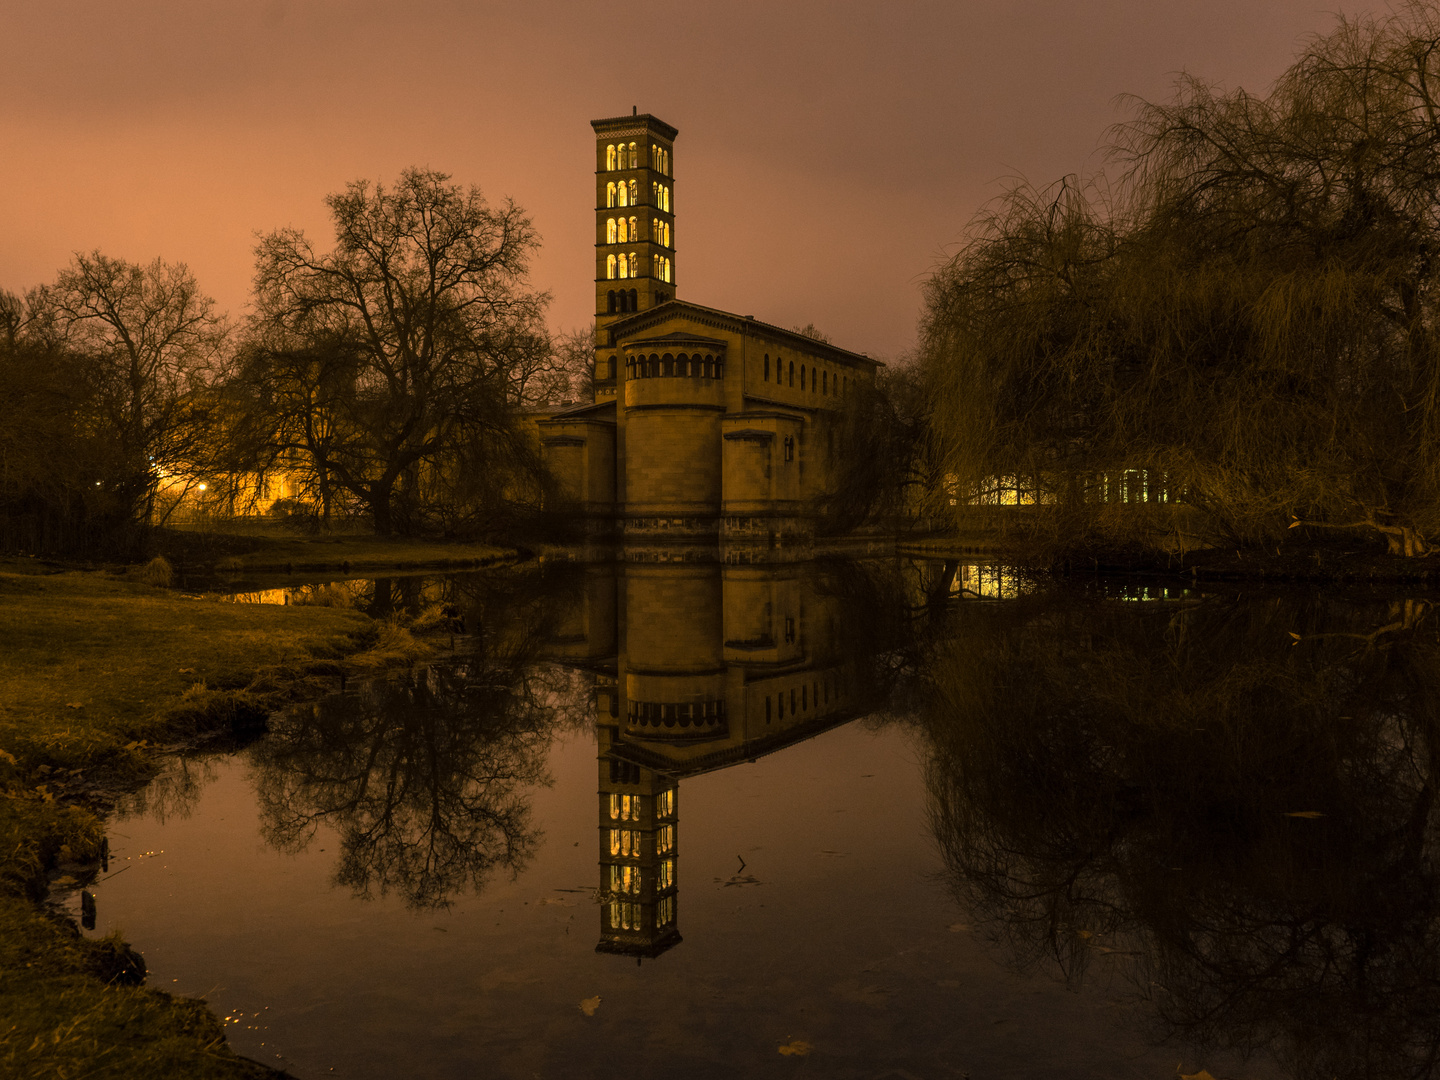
71,557,1440,1079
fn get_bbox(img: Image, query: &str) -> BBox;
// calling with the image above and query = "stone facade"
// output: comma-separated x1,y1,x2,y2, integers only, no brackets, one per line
538,113,880,545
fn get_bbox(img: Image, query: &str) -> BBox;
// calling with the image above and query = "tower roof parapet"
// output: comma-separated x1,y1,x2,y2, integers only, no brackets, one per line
591,114,679,141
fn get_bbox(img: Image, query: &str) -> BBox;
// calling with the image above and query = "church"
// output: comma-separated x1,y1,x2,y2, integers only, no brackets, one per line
538,112,880,545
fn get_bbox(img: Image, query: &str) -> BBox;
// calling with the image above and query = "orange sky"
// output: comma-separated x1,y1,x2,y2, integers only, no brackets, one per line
0,1,1387,361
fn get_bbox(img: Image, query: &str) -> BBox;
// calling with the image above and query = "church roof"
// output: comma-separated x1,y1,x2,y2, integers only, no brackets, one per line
604,300,882,369
538,398,616,421
619,330,728,351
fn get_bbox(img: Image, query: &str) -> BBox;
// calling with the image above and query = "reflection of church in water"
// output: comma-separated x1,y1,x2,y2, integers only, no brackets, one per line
546,561,866,959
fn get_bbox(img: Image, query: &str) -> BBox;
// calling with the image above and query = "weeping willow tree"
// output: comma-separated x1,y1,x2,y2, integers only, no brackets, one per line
923,3,1440,556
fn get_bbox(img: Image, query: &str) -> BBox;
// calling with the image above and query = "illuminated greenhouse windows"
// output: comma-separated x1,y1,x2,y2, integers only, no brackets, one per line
609,829,641,857
656,789,675,817
658,858,675,889
657,825,675,855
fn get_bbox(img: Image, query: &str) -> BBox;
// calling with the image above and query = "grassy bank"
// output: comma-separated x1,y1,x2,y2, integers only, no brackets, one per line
151,522,517,577
0,564,438,1079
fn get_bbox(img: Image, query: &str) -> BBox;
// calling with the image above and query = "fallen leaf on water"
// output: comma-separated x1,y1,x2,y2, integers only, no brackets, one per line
1284,811,1325,819
778,1041,812,1057
947,922,969,932
178,668,195,674
1180,1071,1217,1080
1076,929,1093,939
65,703,83,710
579,996,601,1017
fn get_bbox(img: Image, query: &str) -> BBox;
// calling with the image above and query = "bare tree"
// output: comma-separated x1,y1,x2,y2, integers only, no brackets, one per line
245,168,551,536
44,253,227,533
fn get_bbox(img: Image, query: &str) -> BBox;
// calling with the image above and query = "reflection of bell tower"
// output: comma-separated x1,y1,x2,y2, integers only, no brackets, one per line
596,753,680,957
592,111,678,360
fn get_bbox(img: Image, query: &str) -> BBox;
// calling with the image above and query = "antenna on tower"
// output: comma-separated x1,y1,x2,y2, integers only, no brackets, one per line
632,105,637,116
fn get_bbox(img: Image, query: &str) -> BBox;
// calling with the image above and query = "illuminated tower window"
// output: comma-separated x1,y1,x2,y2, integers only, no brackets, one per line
606,181,616,208
607,217,617,243
607,254,617,279
618,182,629,208
606,144,617,170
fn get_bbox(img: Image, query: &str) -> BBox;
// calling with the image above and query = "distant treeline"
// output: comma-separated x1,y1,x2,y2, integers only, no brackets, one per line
1,168,591,559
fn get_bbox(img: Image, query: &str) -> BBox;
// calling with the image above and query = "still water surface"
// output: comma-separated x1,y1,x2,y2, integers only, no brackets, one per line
76,559,1436,1079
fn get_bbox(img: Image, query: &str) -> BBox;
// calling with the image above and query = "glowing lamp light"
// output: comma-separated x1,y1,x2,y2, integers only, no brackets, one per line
197,483,207,492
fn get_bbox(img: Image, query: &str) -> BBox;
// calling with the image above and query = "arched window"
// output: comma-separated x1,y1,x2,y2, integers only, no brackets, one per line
606,182,616,208
649,353,659,376
664,258,672,282
822,371,828,394
628,252,637,277
616,217,627,243
801,366,807,390
628,142,637,168
617,254,627,279
606,254,617,280
662,353,674,376
652,180,658,205
764,354,770,380
618,182,628,207
628,180,637,205
842,376,847,396
663,185,670,211
628,216,637,242
628,288,637,310
664,221,671,247
788,360,794,387
653,253,660,278
607,290,616,313
606,218,617,244
606,144,616,171
607,356,617,379
662,148,669,174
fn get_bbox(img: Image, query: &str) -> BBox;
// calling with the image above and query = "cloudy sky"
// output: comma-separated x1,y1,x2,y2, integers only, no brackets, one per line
0,0,1392,361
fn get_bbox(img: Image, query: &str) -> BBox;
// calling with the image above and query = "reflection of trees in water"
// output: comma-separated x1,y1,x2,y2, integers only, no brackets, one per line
921,591,1440,1080
115,755,221,824
250,566,588,909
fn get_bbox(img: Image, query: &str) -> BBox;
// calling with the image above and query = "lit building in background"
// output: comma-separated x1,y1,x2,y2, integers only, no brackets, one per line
537,113,882,546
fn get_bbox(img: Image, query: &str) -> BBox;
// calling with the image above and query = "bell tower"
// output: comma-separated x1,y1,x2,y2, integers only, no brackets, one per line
592,111,677,354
